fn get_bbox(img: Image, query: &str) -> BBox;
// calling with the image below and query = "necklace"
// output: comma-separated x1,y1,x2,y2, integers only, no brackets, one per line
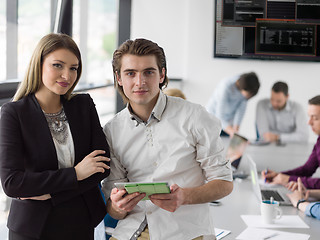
43,108,69,144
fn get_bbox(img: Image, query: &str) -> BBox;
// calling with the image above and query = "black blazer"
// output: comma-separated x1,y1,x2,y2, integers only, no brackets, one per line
0,94,110,238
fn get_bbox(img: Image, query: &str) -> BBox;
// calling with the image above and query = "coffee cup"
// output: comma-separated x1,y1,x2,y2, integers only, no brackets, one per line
261,199,282,224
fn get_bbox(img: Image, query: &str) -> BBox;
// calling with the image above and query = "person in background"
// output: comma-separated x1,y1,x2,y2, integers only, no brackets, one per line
287,177,320,220
163,88,186,99
102,38,233,240
0,33,110,240
256,81,308,143
262,95,320,189
206,72,260,137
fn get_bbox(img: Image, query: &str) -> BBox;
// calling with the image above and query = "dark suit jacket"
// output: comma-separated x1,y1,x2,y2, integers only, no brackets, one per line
0,93,110,238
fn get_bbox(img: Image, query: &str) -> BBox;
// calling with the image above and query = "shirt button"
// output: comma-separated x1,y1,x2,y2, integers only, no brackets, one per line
153,162,158,166
147,211,152,215
136,231,140,234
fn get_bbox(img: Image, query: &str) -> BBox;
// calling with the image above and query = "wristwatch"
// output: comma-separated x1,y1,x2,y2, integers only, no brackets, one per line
296,199,306,209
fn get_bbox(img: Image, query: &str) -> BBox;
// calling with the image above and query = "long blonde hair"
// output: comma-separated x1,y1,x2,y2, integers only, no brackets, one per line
13,33,82,102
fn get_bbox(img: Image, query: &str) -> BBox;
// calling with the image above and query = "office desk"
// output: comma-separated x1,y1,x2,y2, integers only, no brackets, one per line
210,179,320,239
221,136,315,173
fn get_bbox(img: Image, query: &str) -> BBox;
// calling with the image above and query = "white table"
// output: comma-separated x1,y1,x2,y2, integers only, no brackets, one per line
210,179,319,239
214,138,319,239
245,142,314,173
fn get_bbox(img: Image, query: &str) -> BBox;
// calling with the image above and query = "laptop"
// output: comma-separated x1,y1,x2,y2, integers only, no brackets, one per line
246,154,292,206
226,133,249,178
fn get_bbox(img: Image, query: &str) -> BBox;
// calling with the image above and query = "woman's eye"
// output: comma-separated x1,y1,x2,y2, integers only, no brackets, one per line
53,63,62,68
70,67,78,71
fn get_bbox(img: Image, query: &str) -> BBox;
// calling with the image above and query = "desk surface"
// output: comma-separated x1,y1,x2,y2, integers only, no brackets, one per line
211,179,319,240
216,138,319,239
221,136,316,174
245,142,314,172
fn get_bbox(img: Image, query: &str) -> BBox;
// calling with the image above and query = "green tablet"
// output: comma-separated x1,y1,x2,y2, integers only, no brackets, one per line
114,182,171,200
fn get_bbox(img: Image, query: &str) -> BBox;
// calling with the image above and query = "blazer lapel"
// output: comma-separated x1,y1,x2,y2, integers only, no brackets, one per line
29,95,59,170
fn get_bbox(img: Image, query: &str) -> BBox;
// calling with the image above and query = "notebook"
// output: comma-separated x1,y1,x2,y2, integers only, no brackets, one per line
246,154,292,206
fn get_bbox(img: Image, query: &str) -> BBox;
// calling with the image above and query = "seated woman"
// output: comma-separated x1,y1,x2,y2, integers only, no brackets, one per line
287,178,320,220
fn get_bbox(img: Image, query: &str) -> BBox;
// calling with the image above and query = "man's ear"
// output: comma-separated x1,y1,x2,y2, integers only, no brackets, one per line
116,71,122,86
160,68,165,84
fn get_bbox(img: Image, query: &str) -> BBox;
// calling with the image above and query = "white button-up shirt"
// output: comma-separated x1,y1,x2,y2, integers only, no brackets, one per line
102,91,232,240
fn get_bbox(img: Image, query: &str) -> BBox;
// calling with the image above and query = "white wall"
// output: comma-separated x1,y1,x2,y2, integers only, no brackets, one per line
131,0,319,142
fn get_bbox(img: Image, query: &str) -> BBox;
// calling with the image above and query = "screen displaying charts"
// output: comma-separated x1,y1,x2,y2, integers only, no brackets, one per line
214,0,320,62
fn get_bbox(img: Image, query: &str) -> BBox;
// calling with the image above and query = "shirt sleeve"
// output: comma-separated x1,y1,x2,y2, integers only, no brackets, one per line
101,122,128,200
193,106,233,182
210,83,233,129
256,100,270,138
305,202,320,220
282,141,320,189
279,103,309,143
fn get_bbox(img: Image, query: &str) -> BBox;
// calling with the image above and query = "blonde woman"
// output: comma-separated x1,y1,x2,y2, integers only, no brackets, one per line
0,33,110,240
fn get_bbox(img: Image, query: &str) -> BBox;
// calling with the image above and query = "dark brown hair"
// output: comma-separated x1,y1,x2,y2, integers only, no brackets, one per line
272,81,288,96
236,72,260,97
309,95,320,105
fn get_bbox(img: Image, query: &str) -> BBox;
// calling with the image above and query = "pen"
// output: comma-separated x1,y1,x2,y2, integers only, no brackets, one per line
216,231,224,238
216,231,224,239
264,168,269,183
263,233,279,239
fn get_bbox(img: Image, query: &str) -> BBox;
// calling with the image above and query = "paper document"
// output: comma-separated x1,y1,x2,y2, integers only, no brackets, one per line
241,215,309,228
236,227,310,240
214,228,231,239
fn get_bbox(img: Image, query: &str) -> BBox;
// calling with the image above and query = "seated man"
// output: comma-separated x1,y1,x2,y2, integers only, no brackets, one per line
262,95,320,189
287,177,320,220
206,72,260,137
101,38,233,240
256,81,308,143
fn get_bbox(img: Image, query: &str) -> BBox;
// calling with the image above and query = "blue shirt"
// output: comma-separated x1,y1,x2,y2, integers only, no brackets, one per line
305,202,320,220
206,75,247,129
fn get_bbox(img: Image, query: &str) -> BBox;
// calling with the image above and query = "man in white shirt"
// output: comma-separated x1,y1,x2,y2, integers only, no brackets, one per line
101,38,233,240
256,81,308,143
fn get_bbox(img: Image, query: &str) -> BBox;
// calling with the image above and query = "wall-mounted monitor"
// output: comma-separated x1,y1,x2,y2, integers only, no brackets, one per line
214,0,320,61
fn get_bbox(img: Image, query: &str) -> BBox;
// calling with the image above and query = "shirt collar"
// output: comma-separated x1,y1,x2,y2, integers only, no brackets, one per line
128,90,167,126
152,90,167,121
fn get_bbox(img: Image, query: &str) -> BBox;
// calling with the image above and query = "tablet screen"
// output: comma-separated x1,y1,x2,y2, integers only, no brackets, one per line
114,182,171,200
